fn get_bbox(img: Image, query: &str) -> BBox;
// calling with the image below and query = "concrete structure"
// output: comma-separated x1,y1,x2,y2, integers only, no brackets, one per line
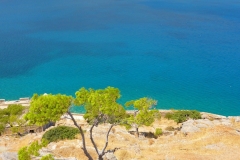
2,122,55,136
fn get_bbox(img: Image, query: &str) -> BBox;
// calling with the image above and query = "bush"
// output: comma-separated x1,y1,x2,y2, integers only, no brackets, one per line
18,139,48,160
165,126,175,131
42,126,79,143
154,128,163,137
0,124,5,135
41,154,54,160
18,146,31,160
165,110,201,123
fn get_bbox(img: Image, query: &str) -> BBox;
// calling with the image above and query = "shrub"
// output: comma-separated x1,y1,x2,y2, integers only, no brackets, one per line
0,124,5,135
28,141,42,156
165,126,175,131
42,126,79,143
18,139,48,160
41,154,54,160
154,128,163,137
18,146,31,160
7,104,25,115
165,110,201,123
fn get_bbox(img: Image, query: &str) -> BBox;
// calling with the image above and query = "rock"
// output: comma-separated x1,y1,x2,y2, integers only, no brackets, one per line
205,143,225,150
201,112,227,120
181,123,200,133
48,142,57,150
228,116,240,122
104,152,117,160
220,119,231,126
212,120,221,125
195,123,208,128
0,152,17,160
195,119,214,127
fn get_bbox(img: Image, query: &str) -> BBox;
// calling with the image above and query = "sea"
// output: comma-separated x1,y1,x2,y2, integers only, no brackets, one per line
0,0,239,116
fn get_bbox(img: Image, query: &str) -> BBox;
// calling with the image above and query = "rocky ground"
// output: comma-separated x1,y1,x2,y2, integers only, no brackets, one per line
1,112,240,160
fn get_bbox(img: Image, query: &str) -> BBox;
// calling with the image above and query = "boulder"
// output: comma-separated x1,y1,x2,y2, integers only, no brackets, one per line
0,152,17,160
181,122,200,133
195,119,214,127
220,119,231,126
104,152,117,160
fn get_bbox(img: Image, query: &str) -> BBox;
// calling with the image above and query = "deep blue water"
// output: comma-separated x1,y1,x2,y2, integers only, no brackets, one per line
0,0,240,116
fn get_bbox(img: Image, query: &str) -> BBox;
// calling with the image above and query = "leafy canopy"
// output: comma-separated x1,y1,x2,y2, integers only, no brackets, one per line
74,87,126,124
25,94,72,126
125,97,160,129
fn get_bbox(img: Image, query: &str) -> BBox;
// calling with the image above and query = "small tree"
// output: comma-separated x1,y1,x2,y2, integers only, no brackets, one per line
125,97,160,137
74,87,127,160
25,87,127,160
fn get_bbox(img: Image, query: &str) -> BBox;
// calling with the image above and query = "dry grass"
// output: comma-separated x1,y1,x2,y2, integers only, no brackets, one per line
111,128,116,133
148,139,155,145
115,150,133,160
2,117,240,160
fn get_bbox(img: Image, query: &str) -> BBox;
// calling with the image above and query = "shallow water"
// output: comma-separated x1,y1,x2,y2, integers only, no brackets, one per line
0,0,240,115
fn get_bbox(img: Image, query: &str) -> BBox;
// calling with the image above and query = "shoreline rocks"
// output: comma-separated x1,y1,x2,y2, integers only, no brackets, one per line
180,117,232,134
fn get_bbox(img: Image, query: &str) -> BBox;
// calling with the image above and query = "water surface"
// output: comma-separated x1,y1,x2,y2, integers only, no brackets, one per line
0,0,240,115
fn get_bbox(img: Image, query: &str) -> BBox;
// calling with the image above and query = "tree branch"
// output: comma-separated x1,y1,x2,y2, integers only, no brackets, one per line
101,124,114,156
67,111,93,160
90,119,100,155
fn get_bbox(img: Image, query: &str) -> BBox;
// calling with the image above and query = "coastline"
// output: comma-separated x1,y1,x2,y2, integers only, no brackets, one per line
1,98,239,119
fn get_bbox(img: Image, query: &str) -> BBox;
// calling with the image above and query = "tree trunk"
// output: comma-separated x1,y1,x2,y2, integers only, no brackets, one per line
90,122,100,155
136,127,139,137
67,111,93,160
98,155,104,160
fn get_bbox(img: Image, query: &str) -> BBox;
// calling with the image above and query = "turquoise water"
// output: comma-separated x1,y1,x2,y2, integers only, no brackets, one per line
0,0,240,116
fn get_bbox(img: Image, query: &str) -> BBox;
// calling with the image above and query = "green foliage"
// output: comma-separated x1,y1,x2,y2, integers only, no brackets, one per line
75,87,127,124
25,94,72,126
0,104,26,135
11,126,22,134
42,126,79,143
165,110,201,123
18,139,49,160
28,141,41,156
41,154,54,160
154,128,163,137
0,124,5,134
18,146,31,160
165,126,175,131
125,98,160,130
7,104,25,115
41,138,49,147
125,97,157,110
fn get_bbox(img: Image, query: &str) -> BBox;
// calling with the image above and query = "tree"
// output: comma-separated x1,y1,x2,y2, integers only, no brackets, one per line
74,87,127,160
125,97,160,137
25,94,72,126
25,87,127,160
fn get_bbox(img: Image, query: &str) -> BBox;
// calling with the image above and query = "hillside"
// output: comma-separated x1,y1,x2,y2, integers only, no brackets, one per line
1,113,240,160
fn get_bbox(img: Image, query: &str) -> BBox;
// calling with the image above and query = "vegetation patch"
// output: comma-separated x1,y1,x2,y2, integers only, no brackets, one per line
154,128,163,137
0,104,26,135
165,110,201,123
18,139,49,160
165,126,175,131
42,126,79,143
